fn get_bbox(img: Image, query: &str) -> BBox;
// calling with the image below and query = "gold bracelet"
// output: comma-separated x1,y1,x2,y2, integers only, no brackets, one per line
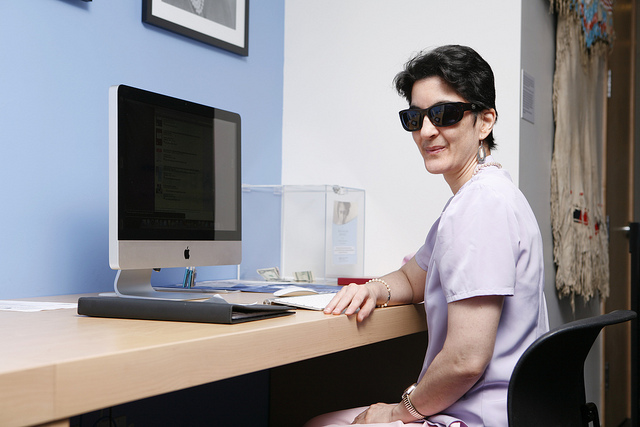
366,278,391,308
402,383,426,419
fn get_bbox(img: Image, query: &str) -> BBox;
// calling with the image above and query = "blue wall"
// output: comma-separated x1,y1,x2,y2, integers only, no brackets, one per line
0,0,284,298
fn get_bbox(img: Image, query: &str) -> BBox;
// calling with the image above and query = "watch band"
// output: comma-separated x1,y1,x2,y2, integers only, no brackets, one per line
402,383,426,420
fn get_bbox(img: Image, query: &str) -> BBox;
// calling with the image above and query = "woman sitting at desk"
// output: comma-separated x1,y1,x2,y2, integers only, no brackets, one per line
306,45,549,427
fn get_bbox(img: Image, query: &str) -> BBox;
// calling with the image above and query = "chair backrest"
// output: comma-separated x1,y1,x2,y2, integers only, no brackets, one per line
507,310,636,427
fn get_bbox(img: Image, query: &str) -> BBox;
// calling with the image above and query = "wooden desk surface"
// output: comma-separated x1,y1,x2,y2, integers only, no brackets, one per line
0,293,426,427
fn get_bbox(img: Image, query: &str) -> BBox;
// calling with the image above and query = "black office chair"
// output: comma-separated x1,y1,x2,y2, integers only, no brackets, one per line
507,309,637,427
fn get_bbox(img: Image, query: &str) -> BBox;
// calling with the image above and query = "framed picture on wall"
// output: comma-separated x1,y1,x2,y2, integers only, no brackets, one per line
143,0,249,56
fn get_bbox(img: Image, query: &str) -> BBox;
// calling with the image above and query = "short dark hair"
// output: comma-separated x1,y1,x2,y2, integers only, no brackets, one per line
393,45,498,149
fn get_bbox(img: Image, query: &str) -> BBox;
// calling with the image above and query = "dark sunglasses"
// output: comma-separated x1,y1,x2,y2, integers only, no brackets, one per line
399,102,478,131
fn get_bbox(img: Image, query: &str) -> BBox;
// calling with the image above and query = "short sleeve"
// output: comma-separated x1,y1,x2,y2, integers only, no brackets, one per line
435,181,518,302
414,215,441,272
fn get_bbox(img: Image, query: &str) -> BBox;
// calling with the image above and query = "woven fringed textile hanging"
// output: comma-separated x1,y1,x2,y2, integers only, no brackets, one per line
550,0,612,310
551,0,614,51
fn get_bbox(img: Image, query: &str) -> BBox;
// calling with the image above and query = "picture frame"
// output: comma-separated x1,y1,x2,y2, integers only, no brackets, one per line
143,0,249,56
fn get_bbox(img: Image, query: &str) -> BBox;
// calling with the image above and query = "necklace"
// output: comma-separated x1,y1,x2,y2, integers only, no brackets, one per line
473,161,502,176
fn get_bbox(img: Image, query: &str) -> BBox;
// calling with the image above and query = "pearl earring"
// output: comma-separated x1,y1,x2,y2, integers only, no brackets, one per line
477,141,487,163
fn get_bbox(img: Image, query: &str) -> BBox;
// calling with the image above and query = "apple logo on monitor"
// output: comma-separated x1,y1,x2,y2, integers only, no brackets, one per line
184,247,190,260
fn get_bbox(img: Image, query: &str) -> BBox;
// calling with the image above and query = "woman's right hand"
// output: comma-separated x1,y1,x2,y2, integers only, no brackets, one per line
324,259,424,322
323,282,382,322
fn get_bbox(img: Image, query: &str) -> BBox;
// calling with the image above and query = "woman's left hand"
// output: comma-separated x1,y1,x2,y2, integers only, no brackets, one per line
351,403,397,424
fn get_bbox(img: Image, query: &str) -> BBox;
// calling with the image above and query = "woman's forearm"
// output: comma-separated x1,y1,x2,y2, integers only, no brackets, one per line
393,295,504,421
396,348,486,420
379,257,426,305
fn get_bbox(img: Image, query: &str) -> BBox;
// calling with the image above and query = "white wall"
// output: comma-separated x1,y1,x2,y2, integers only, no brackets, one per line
519,0,558,326
282,1,522,276
281,0,603,410
283,0,604,411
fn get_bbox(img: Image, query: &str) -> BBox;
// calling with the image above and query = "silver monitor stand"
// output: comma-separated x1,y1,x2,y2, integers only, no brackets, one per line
113,269,209,300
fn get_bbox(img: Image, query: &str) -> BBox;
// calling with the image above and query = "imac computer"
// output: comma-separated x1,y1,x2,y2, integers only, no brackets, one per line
109,84,242,299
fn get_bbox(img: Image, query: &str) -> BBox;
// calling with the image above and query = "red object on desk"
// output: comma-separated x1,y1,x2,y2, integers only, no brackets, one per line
337,277,373,285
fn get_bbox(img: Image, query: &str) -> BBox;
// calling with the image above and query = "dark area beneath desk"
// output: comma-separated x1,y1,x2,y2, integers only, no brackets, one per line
71,331,427,427
270,331,428,427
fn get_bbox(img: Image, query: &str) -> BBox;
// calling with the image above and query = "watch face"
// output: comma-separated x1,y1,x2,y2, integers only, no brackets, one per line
403,383,417,397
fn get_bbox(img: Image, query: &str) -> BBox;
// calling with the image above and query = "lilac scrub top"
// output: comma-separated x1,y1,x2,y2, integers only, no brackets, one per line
413,159,549,427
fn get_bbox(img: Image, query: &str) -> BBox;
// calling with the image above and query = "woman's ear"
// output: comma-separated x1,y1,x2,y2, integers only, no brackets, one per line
479,108,497,140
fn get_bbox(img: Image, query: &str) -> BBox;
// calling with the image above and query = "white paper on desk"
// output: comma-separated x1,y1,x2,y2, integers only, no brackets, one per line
0,300,78,312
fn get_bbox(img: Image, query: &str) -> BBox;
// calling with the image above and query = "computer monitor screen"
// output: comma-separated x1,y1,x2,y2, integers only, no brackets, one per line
109,84,241,299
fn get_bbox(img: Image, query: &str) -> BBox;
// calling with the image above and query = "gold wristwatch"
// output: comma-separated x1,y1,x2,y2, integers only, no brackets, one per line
402,383,426,420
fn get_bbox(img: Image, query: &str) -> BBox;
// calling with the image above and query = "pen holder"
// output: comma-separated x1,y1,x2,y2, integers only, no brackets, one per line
183,267,197,288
